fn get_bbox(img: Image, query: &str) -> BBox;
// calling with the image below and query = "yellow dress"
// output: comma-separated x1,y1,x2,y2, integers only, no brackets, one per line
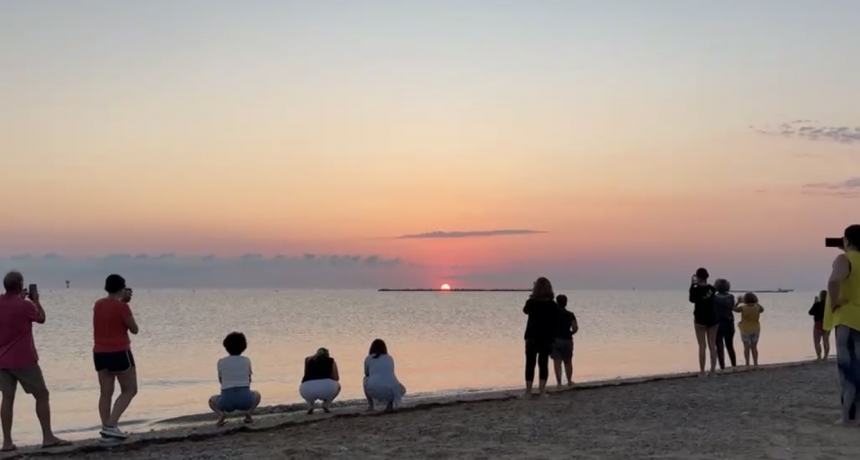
737,303,763,335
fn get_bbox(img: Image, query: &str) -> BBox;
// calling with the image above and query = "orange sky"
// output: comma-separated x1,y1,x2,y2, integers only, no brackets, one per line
1,1,857,288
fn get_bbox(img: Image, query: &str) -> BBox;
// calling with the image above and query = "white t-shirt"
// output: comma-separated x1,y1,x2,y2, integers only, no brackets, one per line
218,355,252,390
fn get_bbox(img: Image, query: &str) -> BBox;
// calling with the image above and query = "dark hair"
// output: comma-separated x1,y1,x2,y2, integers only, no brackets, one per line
845,225,860,249
819,290,828,304
531,277,554,300
743,292,758,304
3,271,23,292
223,332,248,356
714,279,731,293
104,274,127,294
556,294,568,308
368,339,388,358
695,268,709,280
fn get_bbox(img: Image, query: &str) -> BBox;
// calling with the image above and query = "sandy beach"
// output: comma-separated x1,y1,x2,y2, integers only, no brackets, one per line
2,360,856,459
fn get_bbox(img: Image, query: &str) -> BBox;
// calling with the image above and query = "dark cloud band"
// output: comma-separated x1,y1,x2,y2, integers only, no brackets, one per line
753,120,860,144
396,229,546,239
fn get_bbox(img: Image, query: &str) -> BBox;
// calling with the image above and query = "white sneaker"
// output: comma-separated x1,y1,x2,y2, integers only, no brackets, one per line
99,426,129,440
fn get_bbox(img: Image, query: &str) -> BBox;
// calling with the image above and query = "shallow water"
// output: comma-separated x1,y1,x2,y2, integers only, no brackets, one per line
9,289,819,444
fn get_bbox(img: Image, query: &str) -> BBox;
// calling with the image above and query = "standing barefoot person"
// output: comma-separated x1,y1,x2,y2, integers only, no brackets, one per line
689,268,718,376
93,274,139,440
208,332,261,426
828,224,860,425
523,277,559,397
735,293,764,368
809,291,830,360
713,279,737,370
551,294,578,387
0,271,70,451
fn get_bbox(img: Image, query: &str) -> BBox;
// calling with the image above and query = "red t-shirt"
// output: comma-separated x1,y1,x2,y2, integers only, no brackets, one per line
0,293,40,368
93,298,132,353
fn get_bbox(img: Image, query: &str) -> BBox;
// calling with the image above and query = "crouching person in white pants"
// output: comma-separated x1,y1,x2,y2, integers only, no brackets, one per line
299,348,340,414
363,339,406,413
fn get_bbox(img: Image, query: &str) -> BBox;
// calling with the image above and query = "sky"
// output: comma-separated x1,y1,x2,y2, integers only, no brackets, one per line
1,0,858,289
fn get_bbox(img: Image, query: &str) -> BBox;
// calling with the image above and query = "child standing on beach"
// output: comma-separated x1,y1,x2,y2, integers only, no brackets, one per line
734,293,764,368
551,294,578,387
208,332,262,427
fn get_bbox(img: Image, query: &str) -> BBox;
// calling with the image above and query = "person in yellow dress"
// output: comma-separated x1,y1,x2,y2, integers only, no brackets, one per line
734,292,764,368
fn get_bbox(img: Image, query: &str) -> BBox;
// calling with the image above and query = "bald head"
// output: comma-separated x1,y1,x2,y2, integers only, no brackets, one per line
3,271,24,293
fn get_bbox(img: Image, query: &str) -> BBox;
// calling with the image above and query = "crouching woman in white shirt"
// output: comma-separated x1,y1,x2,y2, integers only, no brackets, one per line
363,339,406,413
208,332,262,426
298,347,341,414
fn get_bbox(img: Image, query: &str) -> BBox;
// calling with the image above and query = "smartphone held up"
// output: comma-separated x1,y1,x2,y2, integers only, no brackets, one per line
27,283,38,300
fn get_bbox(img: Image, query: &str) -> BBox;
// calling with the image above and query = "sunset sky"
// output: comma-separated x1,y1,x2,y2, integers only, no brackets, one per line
1,1,858,289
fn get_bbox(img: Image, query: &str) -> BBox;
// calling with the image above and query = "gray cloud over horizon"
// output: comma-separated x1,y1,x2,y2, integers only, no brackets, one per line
802,177,860,198
396,229,546,239
0,253,410,289
753,120,860,144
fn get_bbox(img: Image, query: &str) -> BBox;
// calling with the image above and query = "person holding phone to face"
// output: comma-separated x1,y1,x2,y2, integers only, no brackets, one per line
689,268,719,377
93,274,139,440
120,288,133,304
0,271,70,451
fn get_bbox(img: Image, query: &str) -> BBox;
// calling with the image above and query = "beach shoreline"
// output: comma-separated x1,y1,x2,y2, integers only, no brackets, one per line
1,358,852,459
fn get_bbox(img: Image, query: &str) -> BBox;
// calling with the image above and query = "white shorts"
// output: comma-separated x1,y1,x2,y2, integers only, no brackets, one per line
741,331,760,345
299,379,340,403
363,378,406,405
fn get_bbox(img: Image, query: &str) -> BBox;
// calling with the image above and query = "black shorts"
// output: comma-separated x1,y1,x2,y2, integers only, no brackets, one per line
93,350,135,373
694,312,719,328
551,338,574,361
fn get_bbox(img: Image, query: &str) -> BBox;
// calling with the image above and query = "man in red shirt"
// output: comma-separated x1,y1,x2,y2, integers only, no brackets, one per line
0,271,69,451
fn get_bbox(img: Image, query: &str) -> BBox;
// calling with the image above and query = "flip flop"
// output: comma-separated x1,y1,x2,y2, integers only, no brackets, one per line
41,440,72,449
1,444,17,452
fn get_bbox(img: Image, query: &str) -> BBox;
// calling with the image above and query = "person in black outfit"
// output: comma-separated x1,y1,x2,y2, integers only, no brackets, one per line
523,277,559,397
298,348,340,414
689,268,718,376
551,294,578,387
808,290,830,360
713,279,737,370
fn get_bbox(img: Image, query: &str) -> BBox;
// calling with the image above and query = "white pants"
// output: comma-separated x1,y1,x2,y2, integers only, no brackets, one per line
364,377,406,406
299,379,340,404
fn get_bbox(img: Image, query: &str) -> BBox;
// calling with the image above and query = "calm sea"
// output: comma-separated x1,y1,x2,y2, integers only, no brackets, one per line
11,289,819,444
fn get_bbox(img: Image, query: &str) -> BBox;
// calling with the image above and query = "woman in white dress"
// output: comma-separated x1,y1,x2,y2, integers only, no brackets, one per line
363,339,406,412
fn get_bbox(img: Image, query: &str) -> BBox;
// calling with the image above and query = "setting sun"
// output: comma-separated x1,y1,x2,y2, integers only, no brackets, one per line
440,283,452,291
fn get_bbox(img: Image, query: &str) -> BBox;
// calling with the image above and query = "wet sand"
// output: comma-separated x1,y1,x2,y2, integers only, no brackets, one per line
3,361,856,459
